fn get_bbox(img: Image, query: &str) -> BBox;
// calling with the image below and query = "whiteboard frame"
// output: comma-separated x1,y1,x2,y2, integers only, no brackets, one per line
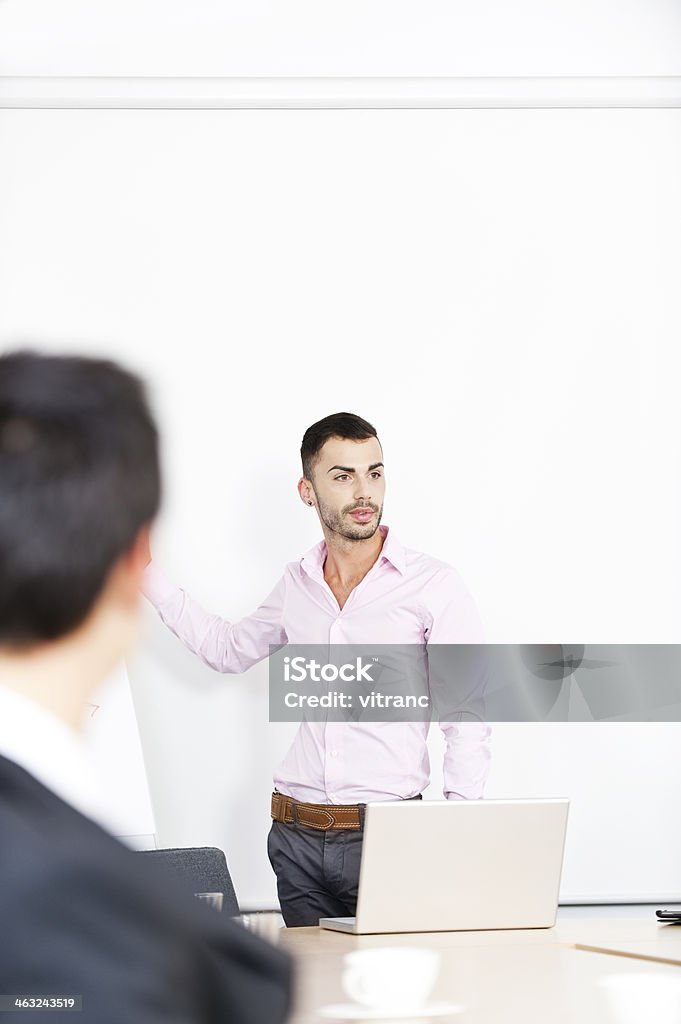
0,76,680,109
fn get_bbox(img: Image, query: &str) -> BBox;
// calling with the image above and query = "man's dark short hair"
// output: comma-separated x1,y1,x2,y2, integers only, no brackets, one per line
300,412,379,480
0,351,160,646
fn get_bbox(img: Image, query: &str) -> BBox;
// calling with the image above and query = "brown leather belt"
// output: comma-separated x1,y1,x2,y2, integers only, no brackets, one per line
271,791,421,831
271,792,363,830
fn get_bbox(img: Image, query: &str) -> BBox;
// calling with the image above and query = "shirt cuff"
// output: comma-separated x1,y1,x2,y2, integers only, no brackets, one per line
141,562,177,607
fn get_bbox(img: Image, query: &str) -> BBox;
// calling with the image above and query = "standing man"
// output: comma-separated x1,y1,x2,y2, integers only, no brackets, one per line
143,413,491,926
0,352,291,1023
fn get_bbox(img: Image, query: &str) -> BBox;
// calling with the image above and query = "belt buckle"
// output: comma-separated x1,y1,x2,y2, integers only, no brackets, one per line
272,792,285,822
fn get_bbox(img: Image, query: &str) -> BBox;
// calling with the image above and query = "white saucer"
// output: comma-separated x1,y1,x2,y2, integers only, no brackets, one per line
318,1001,462,1020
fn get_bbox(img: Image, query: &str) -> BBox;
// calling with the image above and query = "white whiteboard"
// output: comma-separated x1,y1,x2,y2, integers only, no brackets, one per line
84,664,156,845
426,723,681,903
1,105,681,905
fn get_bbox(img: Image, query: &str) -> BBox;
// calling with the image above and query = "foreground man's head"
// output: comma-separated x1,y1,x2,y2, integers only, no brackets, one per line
0,351,160,725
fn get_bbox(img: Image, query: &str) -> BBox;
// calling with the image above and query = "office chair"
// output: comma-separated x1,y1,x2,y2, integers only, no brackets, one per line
139,846,239,916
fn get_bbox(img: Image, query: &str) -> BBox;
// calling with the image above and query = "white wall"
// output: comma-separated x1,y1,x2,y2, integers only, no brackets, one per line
2,0,681,909
1,103,680,904
0,0,680,77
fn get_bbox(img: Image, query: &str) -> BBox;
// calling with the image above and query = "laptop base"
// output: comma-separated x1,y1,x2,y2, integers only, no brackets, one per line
319,916,358,933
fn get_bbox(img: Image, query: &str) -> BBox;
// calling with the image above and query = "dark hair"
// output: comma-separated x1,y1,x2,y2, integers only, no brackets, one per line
300,412,379,480
0,351,161,646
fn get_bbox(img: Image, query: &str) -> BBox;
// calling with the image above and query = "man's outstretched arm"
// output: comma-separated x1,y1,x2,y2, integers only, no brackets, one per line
142,563,287,674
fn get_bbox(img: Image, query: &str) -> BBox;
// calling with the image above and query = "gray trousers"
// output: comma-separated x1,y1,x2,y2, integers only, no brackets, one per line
267,819,364,927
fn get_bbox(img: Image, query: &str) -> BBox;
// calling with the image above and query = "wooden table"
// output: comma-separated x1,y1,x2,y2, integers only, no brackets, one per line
273,913,681,1022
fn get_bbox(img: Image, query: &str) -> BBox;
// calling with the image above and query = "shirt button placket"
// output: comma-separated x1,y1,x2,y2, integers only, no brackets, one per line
324,618,345,801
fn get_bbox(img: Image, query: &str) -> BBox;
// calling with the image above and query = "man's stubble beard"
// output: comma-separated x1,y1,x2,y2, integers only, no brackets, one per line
315,495,384,542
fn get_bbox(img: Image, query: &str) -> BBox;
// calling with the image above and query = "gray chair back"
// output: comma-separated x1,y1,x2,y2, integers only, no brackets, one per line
139,846,239,916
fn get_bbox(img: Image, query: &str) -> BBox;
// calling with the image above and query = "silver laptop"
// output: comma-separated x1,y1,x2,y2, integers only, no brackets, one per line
320,798,569,934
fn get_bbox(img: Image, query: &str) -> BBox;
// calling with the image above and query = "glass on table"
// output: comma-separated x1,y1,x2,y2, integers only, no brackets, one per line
194,892,224,911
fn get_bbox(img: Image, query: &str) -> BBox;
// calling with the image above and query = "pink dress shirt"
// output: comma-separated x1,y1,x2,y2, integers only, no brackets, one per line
142,525,491,804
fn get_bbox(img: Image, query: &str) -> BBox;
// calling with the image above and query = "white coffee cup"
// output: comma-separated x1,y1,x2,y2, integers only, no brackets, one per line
342,947,440,1012
597,972,681,1024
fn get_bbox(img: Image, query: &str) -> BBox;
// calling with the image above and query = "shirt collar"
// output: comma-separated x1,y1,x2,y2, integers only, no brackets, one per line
0,684,103,823
300,524,406,578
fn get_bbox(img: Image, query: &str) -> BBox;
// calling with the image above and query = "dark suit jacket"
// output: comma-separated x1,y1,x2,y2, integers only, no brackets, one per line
0,755,292,1023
